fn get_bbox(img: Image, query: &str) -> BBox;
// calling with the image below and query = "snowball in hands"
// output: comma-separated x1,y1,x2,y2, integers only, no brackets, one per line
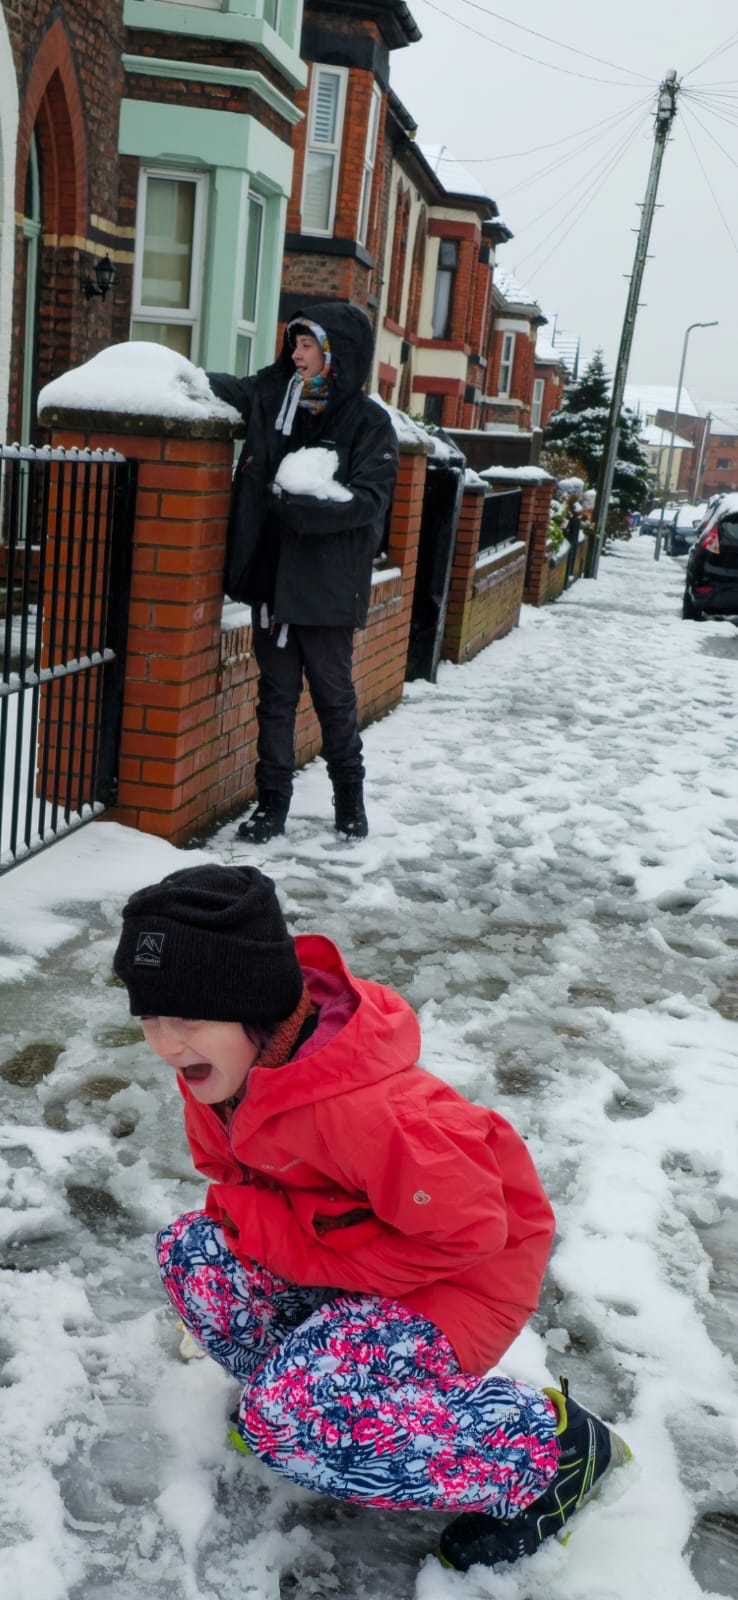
273,447,353,503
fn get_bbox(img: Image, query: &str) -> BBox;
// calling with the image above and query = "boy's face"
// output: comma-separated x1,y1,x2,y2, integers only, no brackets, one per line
292,332,325,380
140,1016,260,1105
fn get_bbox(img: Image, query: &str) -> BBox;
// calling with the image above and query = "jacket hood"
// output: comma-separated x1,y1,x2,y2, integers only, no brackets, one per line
242,934,420,1116
278,302,375,409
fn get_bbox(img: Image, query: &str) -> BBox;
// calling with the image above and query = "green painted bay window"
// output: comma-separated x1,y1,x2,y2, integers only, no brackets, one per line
130,169,208,358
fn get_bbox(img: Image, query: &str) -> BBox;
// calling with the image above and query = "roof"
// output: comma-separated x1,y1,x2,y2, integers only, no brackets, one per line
307,0,421,49
420,144,498,211
640,424,693,450
702,400,738,439
624,384,701,420
535,331,566,366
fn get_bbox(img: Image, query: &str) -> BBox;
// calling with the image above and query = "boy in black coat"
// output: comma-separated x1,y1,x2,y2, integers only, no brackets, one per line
208,301,399,842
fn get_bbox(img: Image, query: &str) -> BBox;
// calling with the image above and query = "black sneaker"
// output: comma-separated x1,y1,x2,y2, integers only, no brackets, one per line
333,780,368,839
438,1380,631,1572
237,791,289,843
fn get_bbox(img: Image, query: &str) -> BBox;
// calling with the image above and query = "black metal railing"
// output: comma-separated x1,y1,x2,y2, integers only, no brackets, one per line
0,444,136,874
477,487,522,555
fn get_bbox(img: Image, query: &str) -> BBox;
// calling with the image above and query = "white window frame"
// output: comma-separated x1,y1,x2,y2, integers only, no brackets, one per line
131,167,208,361
357,82,381,247
301,64,348,237
262,0,282,27
531,376,545,430
499,331,516,398
234,188,266,378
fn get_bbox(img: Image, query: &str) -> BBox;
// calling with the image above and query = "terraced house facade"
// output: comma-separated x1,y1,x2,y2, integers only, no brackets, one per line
0,0,305,444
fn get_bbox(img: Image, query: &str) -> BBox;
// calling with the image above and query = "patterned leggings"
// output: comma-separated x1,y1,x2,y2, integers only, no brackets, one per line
156,1211,559,1515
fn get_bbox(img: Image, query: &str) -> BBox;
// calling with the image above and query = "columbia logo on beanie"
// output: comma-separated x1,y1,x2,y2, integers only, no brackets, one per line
134,932,166,968
113,864,303,1027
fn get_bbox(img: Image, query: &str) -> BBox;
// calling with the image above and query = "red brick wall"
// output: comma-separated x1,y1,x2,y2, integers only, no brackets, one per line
43,413,428,843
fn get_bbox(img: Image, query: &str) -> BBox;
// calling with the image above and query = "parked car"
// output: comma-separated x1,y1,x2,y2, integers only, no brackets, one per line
640,502,678,538
683,493,738,620
665,502,708,557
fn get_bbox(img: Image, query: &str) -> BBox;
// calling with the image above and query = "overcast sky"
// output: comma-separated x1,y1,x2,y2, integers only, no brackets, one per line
390,0,738,404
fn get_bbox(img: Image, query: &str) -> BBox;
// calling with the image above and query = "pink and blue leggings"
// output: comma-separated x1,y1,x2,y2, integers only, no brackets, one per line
156,1210,559,1516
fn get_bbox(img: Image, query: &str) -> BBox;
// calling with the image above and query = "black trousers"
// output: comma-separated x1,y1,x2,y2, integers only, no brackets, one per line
252,619,364,801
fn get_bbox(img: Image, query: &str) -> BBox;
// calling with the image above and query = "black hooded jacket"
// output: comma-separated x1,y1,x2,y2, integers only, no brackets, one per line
208,302,399,628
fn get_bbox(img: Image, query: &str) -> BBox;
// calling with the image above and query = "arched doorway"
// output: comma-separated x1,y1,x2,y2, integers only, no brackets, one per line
21,133,41,445
13,18,88,441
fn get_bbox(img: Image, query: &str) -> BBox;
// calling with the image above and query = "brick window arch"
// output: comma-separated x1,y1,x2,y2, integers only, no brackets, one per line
386,182,410,325
406,206,427,339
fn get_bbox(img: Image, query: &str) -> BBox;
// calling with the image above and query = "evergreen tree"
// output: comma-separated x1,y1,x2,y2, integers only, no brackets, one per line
544,350,651,516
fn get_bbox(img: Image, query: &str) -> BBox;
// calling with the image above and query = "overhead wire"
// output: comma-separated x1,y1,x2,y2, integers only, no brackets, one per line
511,106,652,277
500,93,655,200
415,0,649,88
452,100,657,164
678,103,738,258
679,96,738,175
453,0,652,82
683,27,738,81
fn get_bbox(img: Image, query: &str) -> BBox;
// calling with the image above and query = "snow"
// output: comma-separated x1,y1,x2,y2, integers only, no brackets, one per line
1,540,738,1599
37,342,242,425
370,393,434,452
273,446,352,502
478,463,554,483
624,384,702,422
494,267,541,313
640,424,694,451
420,144,493,201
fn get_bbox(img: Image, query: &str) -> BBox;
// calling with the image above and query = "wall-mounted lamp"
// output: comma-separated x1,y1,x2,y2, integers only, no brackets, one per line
83,255,117,302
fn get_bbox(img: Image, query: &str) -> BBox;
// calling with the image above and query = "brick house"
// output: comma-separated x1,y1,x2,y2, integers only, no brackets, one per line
1,0,305,445
279,0,421,326
368,118,505,430
532,330,567,434
484,267,547,436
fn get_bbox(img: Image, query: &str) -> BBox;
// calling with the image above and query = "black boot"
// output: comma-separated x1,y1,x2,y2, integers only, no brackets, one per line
438,1381,631,1572
332,780,368,839
237,790,289,843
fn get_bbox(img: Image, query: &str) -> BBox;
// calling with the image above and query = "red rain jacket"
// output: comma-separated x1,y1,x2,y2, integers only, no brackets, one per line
183,934,555,1375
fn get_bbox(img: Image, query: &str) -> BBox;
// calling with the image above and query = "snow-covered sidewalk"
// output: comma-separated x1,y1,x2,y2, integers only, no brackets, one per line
0,539,736,1600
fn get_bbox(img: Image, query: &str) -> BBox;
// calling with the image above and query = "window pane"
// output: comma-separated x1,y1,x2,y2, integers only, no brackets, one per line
131,320,192,358
241,198,263,325
141,178,195,310
312,71,340,144
432,271,453,340
236,333,253,378
303,151,335,232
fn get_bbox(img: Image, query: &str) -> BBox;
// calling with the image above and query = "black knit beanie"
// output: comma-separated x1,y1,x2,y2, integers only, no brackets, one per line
113,864,304,1026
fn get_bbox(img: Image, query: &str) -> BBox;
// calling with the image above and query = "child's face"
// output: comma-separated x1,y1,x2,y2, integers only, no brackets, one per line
140,1016,260,1105
292,332,325,380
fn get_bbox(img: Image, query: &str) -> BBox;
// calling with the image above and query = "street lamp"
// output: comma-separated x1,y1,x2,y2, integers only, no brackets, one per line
654,320,718,559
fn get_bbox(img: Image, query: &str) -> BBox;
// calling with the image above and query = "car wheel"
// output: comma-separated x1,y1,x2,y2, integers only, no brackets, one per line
682,587,704,621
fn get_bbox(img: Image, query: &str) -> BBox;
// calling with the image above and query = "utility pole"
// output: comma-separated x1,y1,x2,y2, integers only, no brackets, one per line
587,71,679,578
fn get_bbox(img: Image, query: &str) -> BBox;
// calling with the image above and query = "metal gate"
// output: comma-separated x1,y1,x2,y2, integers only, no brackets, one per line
0,444,136,875
478,487,522,555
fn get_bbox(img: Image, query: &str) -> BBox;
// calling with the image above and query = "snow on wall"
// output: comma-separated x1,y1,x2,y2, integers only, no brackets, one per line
37,342,242,424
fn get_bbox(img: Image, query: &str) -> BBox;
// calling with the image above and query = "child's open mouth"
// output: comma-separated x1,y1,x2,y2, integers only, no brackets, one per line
181,1063,213,1084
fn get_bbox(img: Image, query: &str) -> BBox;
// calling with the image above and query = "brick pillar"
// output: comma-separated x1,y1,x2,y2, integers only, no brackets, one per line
523,480,555,606
442,480,485,662
40,406,239,843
